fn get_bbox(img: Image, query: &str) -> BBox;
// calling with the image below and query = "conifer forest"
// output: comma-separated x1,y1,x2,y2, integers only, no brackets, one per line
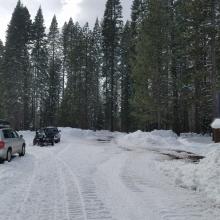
0,0,220,134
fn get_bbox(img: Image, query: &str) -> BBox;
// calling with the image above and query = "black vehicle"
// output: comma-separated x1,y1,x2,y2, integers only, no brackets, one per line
33,128,55,146
44,127,61,143
33,127,61,146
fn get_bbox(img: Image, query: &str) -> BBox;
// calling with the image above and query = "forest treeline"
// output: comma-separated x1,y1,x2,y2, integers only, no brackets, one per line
0,0,220,134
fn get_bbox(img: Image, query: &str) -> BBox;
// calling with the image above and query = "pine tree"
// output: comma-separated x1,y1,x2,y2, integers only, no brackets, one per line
102,0,123,131
60,19,104,130
183,0,212,133
207,0,220,120
3,0,32,129
60,20,84,127
46,15,62,126
120,21,132,132
167,0,184,134
132,0,170,130
131,0,143,40
80,22,91,129
130,0,220,133
88,19,103,130
61,22,68,100
130,0,143,69
59,19,75,126
0,40,4,118
31,7,48,129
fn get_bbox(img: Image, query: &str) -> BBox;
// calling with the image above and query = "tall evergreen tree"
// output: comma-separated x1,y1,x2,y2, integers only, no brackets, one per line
61,22,68,100
80,22,91,129
3,0,32,129
46,15,62,126
60,20,84,127
60,19,104,130
59,19,75,126
131,0,144,42
207,0,220,119
183,0,212,133
132,0,170,130
167,0,184,134
0,40,4,118
31,7,48,128
120,21,132,132
130,0,143,71
88,19,103,130
102,0,123,131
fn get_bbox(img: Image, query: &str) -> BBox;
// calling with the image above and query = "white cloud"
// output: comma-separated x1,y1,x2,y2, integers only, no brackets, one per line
59,0,83,24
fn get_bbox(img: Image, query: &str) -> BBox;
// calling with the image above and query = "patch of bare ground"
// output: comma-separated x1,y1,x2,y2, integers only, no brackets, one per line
161,150,205,163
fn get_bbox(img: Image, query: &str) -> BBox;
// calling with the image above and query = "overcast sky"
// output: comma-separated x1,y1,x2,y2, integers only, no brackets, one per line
0,0,133,42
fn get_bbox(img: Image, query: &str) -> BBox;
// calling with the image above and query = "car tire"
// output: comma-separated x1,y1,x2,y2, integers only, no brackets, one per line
51,141,54,146
0,159,4,164
7,149,12,162
19,145,25,157
55,138,60,143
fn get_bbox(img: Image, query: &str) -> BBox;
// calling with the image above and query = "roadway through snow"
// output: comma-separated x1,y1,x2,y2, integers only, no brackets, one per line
0,128,220,220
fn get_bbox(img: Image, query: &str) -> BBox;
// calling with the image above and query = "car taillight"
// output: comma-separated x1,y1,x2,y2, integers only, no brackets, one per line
0,141,5,149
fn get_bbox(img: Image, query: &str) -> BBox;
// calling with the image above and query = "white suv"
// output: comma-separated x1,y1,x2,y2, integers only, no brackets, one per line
0,128,26,163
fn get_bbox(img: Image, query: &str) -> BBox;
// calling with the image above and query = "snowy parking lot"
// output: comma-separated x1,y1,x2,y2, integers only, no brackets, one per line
0,128,220,220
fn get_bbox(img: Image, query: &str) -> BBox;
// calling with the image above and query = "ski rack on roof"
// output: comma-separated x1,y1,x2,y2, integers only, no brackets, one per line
0,120,11,128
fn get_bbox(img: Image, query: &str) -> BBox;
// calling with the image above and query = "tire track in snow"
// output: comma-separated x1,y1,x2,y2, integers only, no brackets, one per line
9,143,88,220
0,155,36,220
13,149,86,220
18,155,58,220
54,157,88,220
54,142,114,220
14,155,38,220
79,177,113,220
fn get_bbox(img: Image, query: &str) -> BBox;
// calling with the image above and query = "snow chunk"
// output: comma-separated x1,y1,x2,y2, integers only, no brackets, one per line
211,119,220,129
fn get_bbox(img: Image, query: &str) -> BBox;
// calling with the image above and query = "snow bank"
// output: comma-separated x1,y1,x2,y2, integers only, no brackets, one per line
115,129,215,155
116,130,179,150
115,129,220,204
159,148,220,204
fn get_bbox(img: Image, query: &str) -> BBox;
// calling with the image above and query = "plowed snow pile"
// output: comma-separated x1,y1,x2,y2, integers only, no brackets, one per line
116,130,180,150
116,129,220,205
160,148,220,204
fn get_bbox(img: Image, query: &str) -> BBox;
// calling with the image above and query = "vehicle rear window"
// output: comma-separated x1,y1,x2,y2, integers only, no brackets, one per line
3,130,13,138
45,128,58,134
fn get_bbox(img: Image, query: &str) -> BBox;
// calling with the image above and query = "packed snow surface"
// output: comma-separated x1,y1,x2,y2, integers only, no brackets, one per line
0,128,220,219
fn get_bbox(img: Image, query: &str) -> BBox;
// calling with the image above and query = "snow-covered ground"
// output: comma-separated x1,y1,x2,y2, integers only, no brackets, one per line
0,128,220,219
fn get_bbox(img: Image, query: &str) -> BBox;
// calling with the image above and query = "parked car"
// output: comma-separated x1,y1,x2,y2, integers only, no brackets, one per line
0,128,26,163
33,129,54,146
33,127,61,146
44,127,61,143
